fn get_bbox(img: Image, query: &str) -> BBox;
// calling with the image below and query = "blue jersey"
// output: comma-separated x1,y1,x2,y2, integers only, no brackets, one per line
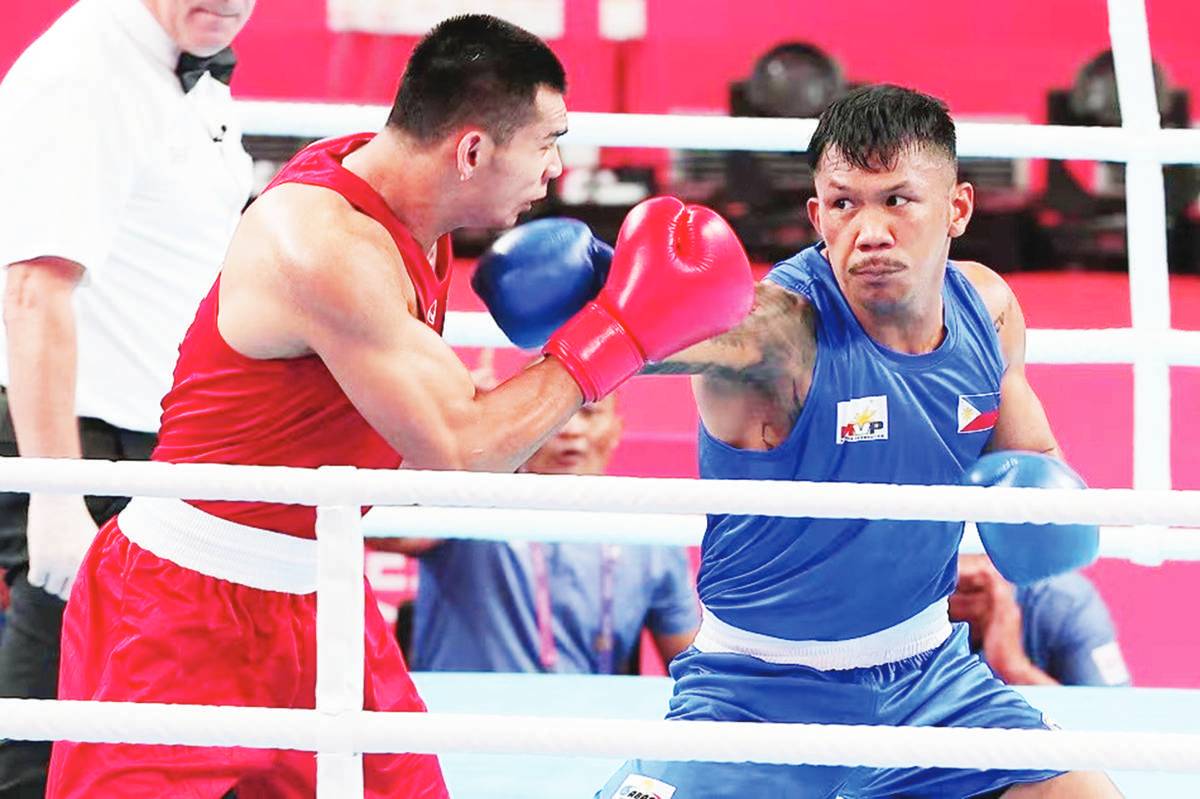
698,244,1005,640
411,540,698,674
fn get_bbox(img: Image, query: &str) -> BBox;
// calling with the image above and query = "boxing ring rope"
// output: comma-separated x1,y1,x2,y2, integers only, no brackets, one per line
7,456,1200,563
439,312,1200,366
236,102,1200,163
359,507,1200,567
5,458,1200,527
4,457,1200,790
5,696,1200,773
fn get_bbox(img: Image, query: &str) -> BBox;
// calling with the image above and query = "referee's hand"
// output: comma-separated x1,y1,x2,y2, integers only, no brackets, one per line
26,493,98,601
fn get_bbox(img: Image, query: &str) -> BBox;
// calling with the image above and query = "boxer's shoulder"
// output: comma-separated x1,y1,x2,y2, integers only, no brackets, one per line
253,183,381,248
246,186,400,281
953,259,1012,321
225,186,418,346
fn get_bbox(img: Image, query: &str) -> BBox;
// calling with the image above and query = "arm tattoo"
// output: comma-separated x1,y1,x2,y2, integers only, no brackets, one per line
993,294,1013,334
643,282,816,384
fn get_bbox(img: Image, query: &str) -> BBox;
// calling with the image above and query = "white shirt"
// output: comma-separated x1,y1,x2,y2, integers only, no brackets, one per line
0,0,252,432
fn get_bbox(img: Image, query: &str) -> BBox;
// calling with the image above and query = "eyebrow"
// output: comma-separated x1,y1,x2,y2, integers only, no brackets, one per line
826,179,914,193
546,127,568,141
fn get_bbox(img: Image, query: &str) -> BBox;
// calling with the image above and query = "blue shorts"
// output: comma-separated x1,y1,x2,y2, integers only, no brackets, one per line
597,624,1060,799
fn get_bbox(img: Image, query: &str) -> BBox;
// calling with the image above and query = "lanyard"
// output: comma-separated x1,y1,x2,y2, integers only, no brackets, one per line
528,542,558,672
595,544,619,675
528,543,622,674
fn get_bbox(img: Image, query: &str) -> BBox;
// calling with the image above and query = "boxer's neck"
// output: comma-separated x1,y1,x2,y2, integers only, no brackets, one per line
342,129,455,254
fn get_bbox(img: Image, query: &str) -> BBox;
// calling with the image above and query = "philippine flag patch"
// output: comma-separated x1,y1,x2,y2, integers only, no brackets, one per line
957,392,1000,434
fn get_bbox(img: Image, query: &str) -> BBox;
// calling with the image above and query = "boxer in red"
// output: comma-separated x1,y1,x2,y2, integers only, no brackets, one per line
46,14,753,799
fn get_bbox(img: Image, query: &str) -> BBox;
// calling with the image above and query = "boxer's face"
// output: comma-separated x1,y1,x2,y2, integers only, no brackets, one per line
808,144,973,320
145,0,256,57
523,395,621,476
479,86,567,227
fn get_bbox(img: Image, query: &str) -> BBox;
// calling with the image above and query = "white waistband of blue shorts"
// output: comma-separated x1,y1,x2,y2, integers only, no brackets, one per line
117,497,318,594
692,599,952,671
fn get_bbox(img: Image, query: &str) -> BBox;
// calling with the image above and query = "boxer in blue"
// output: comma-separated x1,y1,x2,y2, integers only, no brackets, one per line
594,85,1121,798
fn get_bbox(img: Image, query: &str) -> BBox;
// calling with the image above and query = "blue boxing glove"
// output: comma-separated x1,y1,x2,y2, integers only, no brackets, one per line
472,219,612,350
961,451,1100,585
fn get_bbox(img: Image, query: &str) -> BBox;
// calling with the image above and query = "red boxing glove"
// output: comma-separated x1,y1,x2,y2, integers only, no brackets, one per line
545,196,753,402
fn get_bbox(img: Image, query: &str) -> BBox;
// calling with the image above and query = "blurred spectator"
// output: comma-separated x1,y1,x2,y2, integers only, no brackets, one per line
373,354,698,674
0,0,253,792
950,554,1130,686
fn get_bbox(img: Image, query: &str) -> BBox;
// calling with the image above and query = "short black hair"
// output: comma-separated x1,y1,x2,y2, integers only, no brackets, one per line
387,14,566,145
807,84,956,172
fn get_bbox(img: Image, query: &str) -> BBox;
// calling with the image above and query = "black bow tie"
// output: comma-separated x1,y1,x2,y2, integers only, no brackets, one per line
175,47,236,93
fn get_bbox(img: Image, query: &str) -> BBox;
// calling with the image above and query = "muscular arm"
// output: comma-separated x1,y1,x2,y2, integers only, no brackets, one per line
3,258,85,458
314,306,579,472
222,190,583,473
642,281,813,380
646,280,817,451
4,258,100,598
959,262,1061,458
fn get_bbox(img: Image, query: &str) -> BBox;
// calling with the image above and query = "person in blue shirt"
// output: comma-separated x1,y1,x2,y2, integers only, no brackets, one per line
598,85,1120,798
951,553,1131,687
388,391,699,675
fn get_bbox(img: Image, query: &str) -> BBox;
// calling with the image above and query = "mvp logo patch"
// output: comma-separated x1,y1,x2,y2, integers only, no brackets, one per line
836,395,889,444
615,773,677,799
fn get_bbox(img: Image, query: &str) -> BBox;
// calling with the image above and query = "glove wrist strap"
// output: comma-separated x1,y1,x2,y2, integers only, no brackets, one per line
544,301,645,402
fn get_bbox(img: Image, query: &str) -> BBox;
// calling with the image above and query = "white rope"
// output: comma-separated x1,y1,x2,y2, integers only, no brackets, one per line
1023,328,1200,367
2,698,1198,773
363,506,706,546
442,310,516,348
362,506,1200,564
3,457,1200,527
443,313,1200,366
236,101,1200,163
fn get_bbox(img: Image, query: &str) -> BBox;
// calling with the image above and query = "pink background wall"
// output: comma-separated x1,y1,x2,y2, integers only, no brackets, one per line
5,1,1199,686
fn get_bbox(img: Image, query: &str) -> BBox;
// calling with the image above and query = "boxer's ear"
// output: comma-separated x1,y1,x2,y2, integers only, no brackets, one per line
455,129,492,181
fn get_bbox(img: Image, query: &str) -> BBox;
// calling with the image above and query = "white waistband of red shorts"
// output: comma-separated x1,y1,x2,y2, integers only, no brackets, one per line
117,497,318,594
692,599,952,671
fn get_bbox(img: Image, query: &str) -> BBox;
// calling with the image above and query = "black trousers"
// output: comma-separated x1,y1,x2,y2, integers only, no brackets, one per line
0,389,155,798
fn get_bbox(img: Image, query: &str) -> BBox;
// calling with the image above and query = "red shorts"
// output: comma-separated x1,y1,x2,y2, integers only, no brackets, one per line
47,518,448,799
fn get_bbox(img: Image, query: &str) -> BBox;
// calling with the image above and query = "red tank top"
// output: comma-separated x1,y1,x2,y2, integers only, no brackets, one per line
153,133,454,538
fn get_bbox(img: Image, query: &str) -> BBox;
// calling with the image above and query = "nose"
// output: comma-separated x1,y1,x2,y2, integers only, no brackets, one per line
558,412,588,438
544,144,564,182
854,207,895,252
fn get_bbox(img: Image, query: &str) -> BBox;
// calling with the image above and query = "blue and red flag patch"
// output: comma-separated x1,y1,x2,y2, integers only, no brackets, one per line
957,392,1000,434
